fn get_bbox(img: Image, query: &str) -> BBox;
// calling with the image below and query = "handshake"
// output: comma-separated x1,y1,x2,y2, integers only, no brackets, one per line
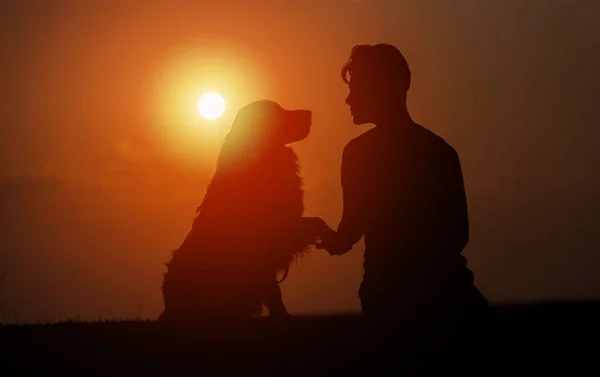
304,217,353,256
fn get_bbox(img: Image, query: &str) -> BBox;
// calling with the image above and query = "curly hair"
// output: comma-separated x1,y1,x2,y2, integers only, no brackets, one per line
341,44,411,92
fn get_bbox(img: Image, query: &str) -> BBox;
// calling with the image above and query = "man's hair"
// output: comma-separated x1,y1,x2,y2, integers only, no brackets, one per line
341,44,411,92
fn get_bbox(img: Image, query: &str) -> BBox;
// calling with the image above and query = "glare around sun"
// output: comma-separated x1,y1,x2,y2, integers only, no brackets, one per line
197,92,226,120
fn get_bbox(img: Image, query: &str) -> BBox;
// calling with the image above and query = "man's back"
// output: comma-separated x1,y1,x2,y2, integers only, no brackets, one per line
341,123,474,316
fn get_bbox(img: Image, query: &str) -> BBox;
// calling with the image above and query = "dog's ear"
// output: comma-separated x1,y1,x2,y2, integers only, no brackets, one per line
223,100,282,147
216,100,283,172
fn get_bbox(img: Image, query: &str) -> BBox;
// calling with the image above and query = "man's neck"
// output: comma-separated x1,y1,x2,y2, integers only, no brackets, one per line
373,107,413,129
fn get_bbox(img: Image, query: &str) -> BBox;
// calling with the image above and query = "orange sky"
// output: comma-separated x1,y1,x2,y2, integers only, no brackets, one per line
1,1,599,322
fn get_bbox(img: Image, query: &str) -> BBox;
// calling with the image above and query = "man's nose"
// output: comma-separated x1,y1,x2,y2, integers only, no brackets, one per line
345,93,351,105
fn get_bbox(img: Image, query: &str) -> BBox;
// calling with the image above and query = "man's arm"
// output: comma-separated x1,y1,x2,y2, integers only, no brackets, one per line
429,147,469,254
320,143,366,255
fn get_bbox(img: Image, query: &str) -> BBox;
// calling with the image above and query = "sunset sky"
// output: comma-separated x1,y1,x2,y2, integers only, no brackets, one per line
1,0,599,322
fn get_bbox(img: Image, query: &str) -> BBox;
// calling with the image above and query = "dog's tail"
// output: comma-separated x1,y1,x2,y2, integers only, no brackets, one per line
276,265,290,284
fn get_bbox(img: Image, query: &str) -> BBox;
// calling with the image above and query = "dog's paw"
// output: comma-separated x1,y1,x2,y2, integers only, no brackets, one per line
303,217,335,239
269,311,292,322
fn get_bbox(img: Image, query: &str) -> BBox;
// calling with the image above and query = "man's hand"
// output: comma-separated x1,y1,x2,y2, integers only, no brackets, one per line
300,217,352,255
315,232,353,256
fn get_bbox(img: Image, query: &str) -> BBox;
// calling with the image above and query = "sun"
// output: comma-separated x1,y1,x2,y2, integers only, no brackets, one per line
197,92,226,120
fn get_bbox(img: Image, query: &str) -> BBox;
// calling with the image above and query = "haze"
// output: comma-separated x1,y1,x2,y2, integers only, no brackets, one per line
1,0,599,322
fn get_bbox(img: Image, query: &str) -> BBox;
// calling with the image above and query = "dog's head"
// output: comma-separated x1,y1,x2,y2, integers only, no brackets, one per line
222,100,312,154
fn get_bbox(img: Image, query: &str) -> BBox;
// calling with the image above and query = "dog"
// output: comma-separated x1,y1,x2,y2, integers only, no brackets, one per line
159,100,333,323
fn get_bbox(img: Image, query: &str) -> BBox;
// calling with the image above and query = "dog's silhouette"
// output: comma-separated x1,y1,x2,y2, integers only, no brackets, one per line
159,100,332,322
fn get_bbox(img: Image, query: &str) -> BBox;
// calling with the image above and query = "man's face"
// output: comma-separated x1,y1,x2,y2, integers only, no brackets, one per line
344,72,386,125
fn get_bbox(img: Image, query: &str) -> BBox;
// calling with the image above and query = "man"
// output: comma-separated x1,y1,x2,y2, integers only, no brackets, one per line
317,44,490,370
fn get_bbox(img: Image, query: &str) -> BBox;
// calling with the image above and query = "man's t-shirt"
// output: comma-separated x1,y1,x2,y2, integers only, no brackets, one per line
339,123,474,314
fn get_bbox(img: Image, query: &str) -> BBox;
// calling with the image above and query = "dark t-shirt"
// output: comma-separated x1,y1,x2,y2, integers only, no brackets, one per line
339,123,475,315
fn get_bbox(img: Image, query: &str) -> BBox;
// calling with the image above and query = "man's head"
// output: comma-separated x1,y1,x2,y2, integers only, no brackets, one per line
341,44,411,125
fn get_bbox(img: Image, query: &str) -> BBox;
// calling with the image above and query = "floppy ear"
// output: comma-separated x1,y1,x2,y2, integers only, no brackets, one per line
222,108,254,148
215,103,272,172
216,133,257,174
215,100,286,173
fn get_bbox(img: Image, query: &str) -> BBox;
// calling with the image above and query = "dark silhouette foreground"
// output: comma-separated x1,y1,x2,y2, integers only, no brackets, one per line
316,44,491,365
2,303,599,376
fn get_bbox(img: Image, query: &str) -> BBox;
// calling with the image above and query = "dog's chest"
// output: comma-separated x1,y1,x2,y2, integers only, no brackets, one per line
253,157,304,216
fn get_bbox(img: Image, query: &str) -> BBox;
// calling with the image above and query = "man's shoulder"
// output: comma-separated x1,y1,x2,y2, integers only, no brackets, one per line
347,127,379,146
343,127,378,156
343,124,460,162
416,125,459,160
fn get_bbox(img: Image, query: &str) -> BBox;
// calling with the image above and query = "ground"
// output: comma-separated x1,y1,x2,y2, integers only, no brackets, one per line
1,302,599,376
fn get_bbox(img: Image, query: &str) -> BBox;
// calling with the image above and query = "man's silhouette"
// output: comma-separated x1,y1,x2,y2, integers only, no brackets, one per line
317,44,490,369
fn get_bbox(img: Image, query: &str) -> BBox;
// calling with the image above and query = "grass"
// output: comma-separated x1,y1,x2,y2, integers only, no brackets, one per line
1,302,599,376
1,261,598,375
